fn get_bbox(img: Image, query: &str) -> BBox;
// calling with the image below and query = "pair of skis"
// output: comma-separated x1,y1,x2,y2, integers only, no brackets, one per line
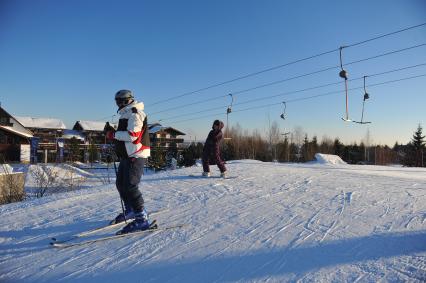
50,209,186,248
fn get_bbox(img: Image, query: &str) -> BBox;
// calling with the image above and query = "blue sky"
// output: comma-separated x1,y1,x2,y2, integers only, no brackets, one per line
0,0,425,145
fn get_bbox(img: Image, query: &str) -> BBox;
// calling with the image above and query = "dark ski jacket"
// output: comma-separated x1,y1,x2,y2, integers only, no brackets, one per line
203,126,224,164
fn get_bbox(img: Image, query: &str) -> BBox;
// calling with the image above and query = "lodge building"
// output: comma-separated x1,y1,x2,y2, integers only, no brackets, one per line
0,105,186,163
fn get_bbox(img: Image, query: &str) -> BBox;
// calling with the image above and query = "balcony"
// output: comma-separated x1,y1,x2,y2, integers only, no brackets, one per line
151,137,184,143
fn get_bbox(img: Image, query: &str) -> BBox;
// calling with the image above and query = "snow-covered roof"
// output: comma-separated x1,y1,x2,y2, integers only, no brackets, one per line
15,116,66,130
62,129,85,141
149,126,163,133
0,125,33,138
149,125,185,136
74,120,107,132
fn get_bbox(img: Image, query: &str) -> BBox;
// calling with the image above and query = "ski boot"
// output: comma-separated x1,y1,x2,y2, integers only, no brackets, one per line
202,172,211,177
220,171,227,178
116,210,156,235
110,209,135,225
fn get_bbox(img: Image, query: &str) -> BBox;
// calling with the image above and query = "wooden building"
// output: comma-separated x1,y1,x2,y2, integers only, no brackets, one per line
15,116,66,163
148,123,186,154
0,107,33,162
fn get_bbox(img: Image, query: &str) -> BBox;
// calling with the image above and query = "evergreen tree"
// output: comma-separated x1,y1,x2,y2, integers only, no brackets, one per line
311,136,319,156
359,142,366,164
301,134,310,162
412,124,425,150
289,142,300,162
180,143,197,167
411,124,425,167
333,138,344,157
88,140,99,166
277,136,290,162
67,137,82,162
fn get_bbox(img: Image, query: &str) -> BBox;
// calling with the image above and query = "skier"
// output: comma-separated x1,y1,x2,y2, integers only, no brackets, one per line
106,89,153,234
202,120,227,177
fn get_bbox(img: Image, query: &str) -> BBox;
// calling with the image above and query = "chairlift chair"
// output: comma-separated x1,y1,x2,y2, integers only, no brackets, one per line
339,46,352,122
280,101,287,120
353,76,372,124
280,102,290,136
224,93,233,140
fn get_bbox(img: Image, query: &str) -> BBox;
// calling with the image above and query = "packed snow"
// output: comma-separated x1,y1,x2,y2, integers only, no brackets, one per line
314,153,347,165
1,157,426,282
0,164,13,174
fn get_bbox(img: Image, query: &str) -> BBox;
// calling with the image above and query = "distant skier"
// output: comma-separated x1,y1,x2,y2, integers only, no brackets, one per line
106,89,153,234
202,120,227,177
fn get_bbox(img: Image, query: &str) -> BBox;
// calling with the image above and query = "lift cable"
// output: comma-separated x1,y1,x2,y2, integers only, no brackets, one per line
167,73,426,124
150,43,426,116
148,23,426,107
156,62,426,122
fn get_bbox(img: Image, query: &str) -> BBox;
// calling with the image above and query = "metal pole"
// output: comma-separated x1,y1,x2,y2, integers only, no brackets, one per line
112,149,127,224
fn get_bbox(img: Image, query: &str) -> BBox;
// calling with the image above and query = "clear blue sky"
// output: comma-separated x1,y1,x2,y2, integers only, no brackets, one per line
1,0,425,145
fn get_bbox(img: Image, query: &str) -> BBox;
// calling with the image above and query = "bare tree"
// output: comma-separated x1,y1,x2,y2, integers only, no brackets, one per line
0,164,25,204
268,121,281,161
30,165,60,198
59,165,87,191
363,128,373,162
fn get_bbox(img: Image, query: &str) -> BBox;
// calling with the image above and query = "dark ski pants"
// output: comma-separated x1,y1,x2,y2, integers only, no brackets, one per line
202,151,226,173
116,157,145,213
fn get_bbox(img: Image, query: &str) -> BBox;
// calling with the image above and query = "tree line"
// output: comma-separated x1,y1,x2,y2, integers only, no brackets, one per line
180,123,425,168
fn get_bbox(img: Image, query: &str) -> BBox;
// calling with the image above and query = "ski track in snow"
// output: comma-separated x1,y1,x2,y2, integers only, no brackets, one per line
1,160,426,282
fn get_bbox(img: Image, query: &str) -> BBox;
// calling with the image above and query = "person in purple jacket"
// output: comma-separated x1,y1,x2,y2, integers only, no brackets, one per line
202,120,227,177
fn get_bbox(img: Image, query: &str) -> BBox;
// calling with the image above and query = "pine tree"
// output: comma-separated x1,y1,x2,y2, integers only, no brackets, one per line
411,124,425,167
412,124,425,150
333,138,344,157
68,137,82,162
311,136,319,156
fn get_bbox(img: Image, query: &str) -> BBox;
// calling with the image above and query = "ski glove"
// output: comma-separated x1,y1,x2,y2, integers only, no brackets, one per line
106,131,115,140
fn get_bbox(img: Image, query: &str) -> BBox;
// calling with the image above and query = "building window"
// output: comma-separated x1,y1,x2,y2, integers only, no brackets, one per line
0,132,6,143
0,117,10,126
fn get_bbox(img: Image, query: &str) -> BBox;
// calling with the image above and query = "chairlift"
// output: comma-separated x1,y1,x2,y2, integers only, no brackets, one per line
339,46,352,122
280,102,291,136
353,76,372,124
224,93,233,140
280,101,287,120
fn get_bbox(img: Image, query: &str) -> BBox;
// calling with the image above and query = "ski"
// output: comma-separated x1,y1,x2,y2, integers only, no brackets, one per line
50,223,187,248
51,208,167,243
188,174,237,179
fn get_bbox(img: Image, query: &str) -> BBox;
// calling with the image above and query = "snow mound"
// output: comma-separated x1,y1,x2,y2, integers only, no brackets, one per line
25,164,90,187
314,153,347,165
0,164,13,174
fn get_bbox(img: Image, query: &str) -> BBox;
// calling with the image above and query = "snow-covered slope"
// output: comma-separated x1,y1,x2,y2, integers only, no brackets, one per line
1,160,426,282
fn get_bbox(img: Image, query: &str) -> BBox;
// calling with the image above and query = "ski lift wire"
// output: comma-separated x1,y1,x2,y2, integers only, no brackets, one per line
149,23,426,106
151,43,426,116
157,63,426,122
168,73,426,124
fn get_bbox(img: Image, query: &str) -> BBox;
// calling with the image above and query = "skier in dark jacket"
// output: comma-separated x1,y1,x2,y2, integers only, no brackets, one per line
202,120,227,177
106,89,154,234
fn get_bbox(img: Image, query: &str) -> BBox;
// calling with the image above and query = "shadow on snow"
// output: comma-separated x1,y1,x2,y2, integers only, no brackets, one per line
70,230,426,283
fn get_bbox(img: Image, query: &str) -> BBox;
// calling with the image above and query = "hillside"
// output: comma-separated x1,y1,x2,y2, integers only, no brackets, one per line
1,159,426,282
